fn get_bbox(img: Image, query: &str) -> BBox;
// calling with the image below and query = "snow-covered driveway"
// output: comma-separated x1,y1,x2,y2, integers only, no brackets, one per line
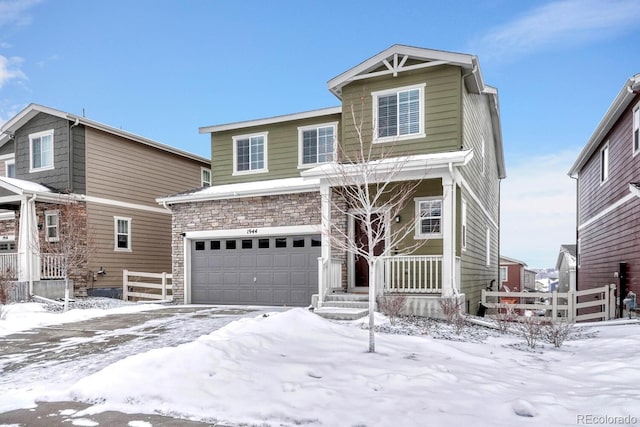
0,304,278,413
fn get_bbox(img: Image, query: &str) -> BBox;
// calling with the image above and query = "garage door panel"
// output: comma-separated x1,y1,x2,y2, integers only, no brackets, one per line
192,234,320,306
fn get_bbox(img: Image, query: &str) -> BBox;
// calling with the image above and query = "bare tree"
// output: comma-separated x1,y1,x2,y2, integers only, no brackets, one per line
39,200,92,311
321,107,428,352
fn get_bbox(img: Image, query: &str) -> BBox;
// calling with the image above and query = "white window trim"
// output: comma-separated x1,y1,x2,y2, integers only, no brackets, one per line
4,157,15,178
414,196,443,239
461,199,467,251
500,266,508,282
297,122,338,168
481,137,486,176
29,129,55,173
633,102,640,156
485,227,491,266
372,83,426,144
600,141,610,185
232,132,268,176
201,167,212,186
45,210,59,243
114,216,132,252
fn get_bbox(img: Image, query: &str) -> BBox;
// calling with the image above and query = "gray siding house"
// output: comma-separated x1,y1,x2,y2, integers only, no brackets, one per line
0,104,210,297
159,45,506,317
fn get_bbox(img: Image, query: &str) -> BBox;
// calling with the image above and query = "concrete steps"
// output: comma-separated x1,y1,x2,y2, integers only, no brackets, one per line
314,293,372,320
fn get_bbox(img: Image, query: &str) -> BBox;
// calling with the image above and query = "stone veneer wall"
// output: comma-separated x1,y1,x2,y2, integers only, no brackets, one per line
170,192,324,303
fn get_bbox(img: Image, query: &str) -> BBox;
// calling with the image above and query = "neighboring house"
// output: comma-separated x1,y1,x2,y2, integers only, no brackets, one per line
159,45,506,316
0,104,210,297
499,256,536,292
568,74,640,311
555,244,576,293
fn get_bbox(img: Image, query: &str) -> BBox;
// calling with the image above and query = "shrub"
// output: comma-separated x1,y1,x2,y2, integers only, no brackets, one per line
377,294,407,324
439,296,466,335
516,316,544,349
543,320,574,348
493,303,517,333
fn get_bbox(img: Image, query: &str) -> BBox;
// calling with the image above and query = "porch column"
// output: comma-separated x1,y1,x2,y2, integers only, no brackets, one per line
441,175,456,297
318,183,332,306
17,195,41,290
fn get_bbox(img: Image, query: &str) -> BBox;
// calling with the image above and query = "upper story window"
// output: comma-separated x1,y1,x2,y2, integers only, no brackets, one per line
461,199,467,251
415,197,442,239
201,168,211,186
600,142,609,184
5,158,15,178
298,122,336,167
114,216,132,251
372,83,425,143
45,210,59,242
233,132,268,175
29,129,54,172
633,103,639,155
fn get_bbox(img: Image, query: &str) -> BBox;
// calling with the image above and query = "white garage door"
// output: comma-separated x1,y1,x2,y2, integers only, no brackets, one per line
191,235,321,306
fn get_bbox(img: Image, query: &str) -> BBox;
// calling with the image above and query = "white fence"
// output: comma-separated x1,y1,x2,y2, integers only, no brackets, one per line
123,270,173,302
481,284,616,323
0,253,64,279
0,253,18,277
318,258,342,305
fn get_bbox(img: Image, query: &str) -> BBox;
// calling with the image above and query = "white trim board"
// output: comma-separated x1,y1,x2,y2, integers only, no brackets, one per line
83,196,171,215
184,225,322,240
578,192,635,231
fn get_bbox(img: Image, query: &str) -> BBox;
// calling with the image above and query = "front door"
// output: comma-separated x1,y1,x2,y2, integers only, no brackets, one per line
354,213,385,287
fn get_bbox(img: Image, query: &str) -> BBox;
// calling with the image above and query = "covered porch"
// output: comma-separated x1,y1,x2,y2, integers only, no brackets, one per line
303,151,471,317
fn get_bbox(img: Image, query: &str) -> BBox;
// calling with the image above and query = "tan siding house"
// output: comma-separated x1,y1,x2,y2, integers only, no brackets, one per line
161,45,505,318
0,104,209,297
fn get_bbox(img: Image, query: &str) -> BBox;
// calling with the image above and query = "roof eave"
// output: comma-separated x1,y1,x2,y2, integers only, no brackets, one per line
568,74,640,177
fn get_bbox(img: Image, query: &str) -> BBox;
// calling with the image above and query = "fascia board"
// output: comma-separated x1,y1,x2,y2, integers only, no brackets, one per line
569,74,640,177
199,107,342,134
158,179,321,205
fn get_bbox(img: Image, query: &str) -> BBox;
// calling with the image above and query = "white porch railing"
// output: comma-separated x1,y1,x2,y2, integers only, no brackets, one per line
0,253,19,278
380,255,443,293
318,258,343,305
41,254,65,279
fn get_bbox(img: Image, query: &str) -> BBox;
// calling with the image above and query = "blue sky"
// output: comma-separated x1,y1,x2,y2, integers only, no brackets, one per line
1,0,639,268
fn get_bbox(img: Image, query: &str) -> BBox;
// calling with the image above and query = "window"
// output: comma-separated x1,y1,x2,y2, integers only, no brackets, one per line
201,168,211,186
233,132,267,174
293,238,305,248
114,217,131,251
242,239,252,249
500,266,508,282
45,211,59,242
600,142,609,183
210,240,221,250
195,241,205,251
29,129,54,172
5,159,15,178
298,123,336,166
225,240,236,250
461,199,467,251
415,197,442,238
258,239,270,249
633,103,639,155
275,238,287,248
372,83,425,142
485,227,491,266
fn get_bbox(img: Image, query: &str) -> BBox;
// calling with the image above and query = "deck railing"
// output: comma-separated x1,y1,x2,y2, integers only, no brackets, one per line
318,258,343,306
380,255,443,293
41,254,65,279
0,253,19,278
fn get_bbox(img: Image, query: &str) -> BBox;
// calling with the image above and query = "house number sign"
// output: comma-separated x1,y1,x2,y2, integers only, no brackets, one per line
246,228,258,234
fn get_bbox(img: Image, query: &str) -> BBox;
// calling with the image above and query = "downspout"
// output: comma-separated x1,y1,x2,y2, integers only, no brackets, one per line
570,174,579,292
68,118,80,192
27,193,37,296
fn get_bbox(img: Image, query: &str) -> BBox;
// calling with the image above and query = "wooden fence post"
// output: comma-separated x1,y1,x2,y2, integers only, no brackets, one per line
552,292,558,322
567,290,575,322
122,269,128,301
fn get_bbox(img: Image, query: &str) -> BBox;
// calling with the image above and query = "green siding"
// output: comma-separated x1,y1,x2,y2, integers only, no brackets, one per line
339,65,462,159
211,113,342,185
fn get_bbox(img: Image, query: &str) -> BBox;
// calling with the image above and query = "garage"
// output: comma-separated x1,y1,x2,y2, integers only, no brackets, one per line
190,234,321,306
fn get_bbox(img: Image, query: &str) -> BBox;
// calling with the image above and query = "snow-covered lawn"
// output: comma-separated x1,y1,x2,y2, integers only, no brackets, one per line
1,302,639,427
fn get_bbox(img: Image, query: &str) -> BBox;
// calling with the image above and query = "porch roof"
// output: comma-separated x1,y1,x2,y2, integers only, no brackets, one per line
300,150,473,181
157,177,321,205
0,176,52,195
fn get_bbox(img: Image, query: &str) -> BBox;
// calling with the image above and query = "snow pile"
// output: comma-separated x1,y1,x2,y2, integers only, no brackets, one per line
63,308,640,427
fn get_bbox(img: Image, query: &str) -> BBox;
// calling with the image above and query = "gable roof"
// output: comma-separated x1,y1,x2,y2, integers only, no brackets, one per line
499,255,528,266
0,104,209,164
328,44,484,97
569,74,640,177
556,244,577,271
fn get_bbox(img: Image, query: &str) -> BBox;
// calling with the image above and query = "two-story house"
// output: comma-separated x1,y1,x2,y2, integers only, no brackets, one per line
499,256,536,292
159,45,506,317
0,104,210,298
568,74,640,316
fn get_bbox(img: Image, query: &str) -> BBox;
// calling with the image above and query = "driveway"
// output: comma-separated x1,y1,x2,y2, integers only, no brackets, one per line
0,304,277,426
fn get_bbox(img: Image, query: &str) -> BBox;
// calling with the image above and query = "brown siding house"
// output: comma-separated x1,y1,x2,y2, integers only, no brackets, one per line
0,104,210,297
569,74,640,317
